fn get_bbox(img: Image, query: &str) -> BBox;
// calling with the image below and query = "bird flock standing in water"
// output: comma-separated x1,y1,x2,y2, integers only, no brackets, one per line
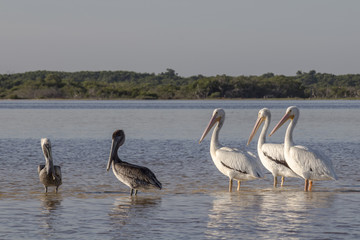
38,106,337,194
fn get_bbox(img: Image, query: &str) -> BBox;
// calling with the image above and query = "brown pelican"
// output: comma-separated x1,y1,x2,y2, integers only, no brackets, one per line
38,138,62,193
107,130,162,196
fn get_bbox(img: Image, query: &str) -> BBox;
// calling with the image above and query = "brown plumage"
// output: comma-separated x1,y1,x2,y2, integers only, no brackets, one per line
38,138,62,193
107,130,162,196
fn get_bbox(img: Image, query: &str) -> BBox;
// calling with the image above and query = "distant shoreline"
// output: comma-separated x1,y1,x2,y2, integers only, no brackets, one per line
1,97,359,101
1,70,359,100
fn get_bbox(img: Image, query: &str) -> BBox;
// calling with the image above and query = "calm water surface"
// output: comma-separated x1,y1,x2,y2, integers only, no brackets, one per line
0,100,359,239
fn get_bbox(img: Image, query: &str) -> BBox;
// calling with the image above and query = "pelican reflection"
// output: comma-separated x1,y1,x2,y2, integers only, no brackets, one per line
255,190,336,238
38,193,63,233
205,192,263,239
40,193,63,211
109,196,161,229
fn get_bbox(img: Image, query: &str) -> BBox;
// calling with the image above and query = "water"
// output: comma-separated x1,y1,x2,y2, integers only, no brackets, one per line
0,100,359,239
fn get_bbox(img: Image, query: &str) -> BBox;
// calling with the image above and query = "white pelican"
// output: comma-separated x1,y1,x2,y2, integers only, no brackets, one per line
38,138,62,193
247,108,299,187
199,108,263,192
269,106,337,191
107,130,162,196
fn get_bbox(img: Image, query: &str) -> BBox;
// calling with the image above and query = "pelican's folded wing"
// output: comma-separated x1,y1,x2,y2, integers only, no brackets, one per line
38,164,45,174
216,148,263,178
114,162,162,189
261,143,289,167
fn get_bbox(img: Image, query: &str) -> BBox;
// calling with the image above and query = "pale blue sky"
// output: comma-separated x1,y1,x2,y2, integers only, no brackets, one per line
1,0,360,76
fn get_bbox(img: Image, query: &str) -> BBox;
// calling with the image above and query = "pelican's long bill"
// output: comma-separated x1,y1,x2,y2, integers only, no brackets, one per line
247,115,265,145
269,111,293,137
107,139,117,171
199,112,220,143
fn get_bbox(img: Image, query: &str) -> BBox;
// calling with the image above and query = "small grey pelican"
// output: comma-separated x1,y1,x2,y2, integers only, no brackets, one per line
38,138,62,193
270,106,337,191
107,130,162,196
247,108,299,187
199,108,263,192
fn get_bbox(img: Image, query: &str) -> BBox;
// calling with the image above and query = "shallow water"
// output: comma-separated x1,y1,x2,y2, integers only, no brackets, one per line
0,100,359,239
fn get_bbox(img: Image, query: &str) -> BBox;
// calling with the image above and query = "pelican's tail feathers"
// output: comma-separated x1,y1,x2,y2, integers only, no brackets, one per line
153,177,162,190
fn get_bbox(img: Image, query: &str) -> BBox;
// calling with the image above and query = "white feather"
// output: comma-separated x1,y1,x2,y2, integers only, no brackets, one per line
214,147,263,180
270,106,337,186
199,108,263,191
248,108,298,180
289,146,337,180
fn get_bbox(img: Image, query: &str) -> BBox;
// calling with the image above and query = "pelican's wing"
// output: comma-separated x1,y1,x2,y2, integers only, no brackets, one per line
38,164,45,174
290,146,337,180
221,146,237,152
114,162,162,189
261,143,288,167
216,147,263,178
247,151,257,159
294,145,309,151
54,165,62,179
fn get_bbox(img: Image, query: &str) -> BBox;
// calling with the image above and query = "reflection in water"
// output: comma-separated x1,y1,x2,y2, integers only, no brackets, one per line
109,195,162,234
40,193,63,211
255,190,337,239
205,191,263,239
38,193,63,238
205,190,337,239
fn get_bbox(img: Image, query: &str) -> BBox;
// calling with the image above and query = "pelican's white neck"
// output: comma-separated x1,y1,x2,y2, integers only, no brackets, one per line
258,116,270,149
284,115,298,151
210,121,222,156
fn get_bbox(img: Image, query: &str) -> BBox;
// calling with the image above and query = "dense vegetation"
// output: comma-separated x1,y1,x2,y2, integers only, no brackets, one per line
0,69,359,99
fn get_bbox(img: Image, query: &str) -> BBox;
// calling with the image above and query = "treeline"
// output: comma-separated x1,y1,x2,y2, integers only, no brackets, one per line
0,69,359,99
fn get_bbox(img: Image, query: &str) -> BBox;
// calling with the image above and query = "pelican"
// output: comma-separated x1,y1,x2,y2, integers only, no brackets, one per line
247,108,299,187
107,130,162,196
199,108,263,192
38,138,62,193
269,106,337,191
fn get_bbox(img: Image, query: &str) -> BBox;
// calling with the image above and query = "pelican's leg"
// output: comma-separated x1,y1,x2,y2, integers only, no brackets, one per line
281,176,285,187
229,179,233,192
237,181,241,191
135,189,138,195
44,186,48,193
130,189,134,196
304,179,309,192
55,186,59,193
308,180,313,191
273,176,278,187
